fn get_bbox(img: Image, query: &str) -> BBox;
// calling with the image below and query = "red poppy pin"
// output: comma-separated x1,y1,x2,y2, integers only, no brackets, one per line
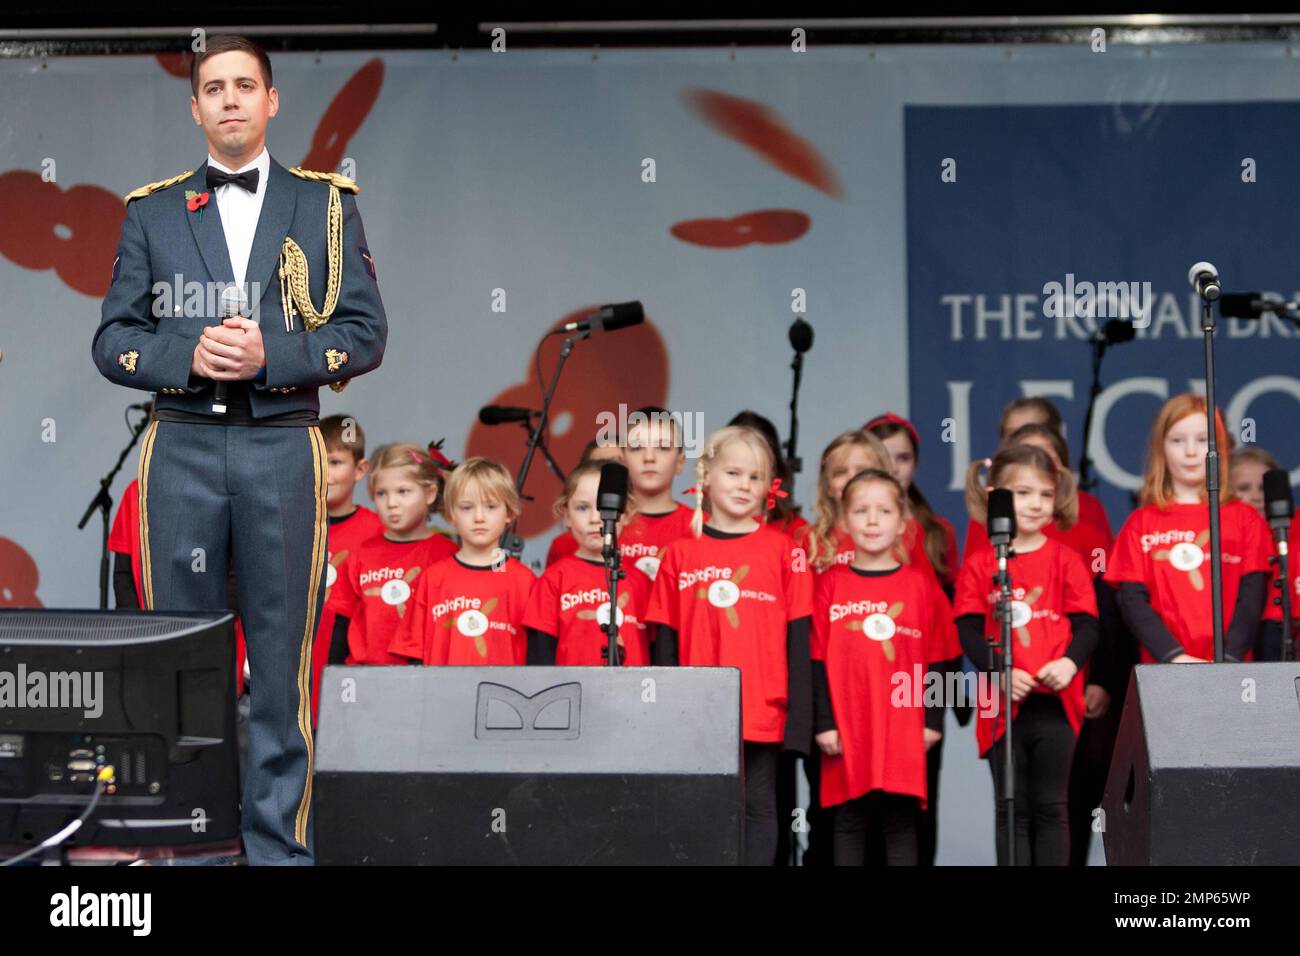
185,190,210,221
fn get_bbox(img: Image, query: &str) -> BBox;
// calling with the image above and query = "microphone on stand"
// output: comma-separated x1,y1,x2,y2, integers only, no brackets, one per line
987,485,1018,866
1188,261,1221,302
1264,469,1296,661
596,462,630,666
784,318,814,488
597,462,630,558
1219,293,1296,318
211,286,246,415
1264,469,1295,544
478,405,540,426
561,301,644,334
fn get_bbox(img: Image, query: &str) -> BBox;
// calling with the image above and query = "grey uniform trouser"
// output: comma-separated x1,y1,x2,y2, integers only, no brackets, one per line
137,419,326,865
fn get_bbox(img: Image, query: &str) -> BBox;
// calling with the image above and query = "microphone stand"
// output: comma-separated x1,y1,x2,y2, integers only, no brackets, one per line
500,331,587,559
1275,534,1294,662
602,520,624,667
991,540,1017,867
1078,335,1108,493
1202,294,1226,662
784,348,805,495
77,404,151,609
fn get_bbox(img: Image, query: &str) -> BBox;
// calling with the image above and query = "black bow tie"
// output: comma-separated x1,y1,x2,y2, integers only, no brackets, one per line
206,166,259,194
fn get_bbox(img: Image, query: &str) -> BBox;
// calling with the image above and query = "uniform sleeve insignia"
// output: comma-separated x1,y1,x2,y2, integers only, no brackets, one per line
117,350,139,374
122,170,195,206
325,349,349,373
288,167,360,194
359,246,377,280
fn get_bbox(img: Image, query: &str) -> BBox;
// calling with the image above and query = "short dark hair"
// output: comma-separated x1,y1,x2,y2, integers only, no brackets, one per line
190,35,273,97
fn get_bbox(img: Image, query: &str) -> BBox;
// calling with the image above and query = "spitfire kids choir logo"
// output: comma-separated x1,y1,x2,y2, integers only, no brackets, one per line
679,565,776,628
622,541,663,579
434,595,515,657
360,565,421,615
1140,528,1229,590
831,599,921,662
562,587,632,628
985,585,1057,647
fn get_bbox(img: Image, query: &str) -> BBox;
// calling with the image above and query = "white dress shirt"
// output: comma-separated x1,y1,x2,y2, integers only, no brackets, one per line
207,146,270,292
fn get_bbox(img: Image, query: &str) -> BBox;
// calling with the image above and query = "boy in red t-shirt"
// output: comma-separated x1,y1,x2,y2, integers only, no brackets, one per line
308,415,384,720
617,406,693,582
524,460,652,666
390,457,534,665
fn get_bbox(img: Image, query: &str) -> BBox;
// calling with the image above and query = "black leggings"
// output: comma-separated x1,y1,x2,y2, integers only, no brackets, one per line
743,742,782,866
988,693,1076,866
832,792,921,866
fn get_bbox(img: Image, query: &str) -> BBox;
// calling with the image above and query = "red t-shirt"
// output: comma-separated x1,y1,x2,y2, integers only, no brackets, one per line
954,538,1097,756
107,478,144,607
1264,512,1299,624
645,526,813,743
1105,500,1273,662
964,490,1113,571
544,502,694,578
813,563,958,808
522,555,652,665
310,505,386,720
327,533,459,665
901,514,960,588
545,530,579,568
390,555,535,665
618,503,695,581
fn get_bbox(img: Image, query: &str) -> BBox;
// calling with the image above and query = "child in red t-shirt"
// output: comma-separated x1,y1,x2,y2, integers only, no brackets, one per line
1105,394,1273,664
390,457,534,665
524,460,652,665
812,469,958,865
866,412,960,593
326,444,457,666
618,406,693,582
954,444,1099,866
645,424,813,866
802,430,894,576
544,438,626,567
309,415,385,721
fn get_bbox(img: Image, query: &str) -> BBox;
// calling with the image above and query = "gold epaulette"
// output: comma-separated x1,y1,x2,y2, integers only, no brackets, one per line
122,170,194,206
288,167,359,194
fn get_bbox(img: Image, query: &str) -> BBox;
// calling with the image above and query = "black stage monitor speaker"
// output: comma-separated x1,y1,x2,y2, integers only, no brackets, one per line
0,609,240,852
315,666,742,865
1102,662,1300,865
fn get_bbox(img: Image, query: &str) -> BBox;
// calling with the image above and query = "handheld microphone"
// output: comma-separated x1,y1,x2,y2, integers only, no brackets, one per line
788,318,814,354
1219,293,1297,319
561,301,644,334
211,286,246,415
1188,261,1221,302
1263,468,1295,547
478,405,539,426
597,462,630,557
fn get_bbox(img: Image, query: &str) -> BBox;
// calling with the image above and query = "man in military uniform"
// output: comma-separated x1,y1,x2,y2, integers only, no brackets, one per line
91,35,386,865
